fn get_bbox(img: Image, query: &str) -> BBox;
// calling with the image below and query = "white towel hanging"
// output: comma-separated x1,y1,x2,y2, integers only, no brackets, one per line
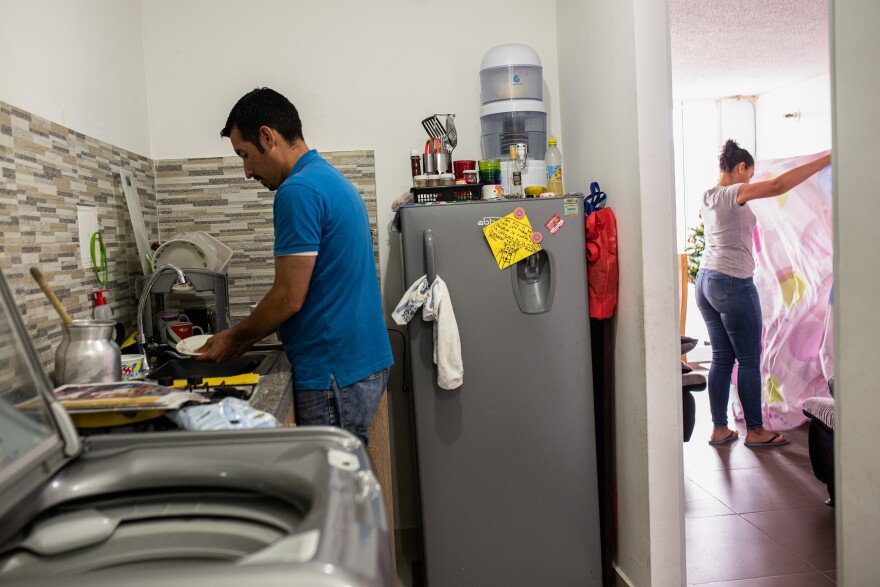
393,275,463,390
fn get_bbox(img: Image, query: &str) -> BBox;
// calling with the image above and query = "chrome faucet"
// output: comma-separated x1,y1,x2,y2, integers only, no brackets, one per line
137,264,192,374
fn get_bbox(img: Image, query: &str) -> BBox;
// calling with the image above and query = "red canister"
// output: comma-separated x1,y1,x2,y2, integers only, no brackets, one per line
453,159,477,180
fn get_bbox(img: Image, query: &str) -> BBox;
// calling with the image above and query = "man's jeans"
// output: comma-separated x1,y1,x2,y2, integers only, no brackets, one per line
294,368,390,446
695,269,764,429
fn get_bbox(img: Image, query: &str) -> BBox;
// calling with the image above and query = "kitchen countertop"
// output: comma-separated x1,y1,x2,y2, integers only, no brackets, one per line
248,350,294,424
71,350,294,435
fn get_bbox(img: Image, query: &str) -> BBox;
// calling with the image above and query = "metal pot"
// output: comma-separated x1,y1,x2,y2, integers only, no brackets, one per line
54,320,122,386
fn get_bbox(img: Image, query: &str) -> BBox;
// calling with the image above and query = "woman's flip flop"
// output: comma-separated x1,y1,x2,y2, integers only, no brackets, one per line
745,433,790,448
708,431,739,446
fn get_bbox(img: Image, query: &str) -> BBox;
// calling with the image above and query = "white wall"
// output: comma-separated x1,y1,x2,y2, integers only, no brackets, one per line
719,98,756,156
757,74,832,160
0,0,152,156
831,1,880,582
557,0,683,585
673,98,756,252
674,101,718,251
139,0,563,318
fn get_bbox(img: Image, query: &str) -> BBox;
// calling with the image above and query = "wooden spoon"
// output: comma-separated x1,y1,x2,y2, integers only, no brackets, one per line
29,267,73,326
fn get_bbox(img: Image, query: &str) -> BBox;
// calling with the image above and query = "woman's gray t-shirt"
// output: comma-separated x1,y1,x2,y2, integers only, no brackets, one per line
700,183,757,279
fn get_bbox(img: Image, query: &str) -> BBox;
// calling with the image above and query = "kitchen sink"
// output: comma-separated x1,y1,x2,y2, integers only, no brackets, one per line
146,350,282,381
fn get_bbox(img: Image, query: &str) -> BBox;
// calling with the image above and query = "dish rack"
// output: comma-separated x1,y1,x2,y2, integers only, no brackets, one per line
411,184,483,204
152,231,232,273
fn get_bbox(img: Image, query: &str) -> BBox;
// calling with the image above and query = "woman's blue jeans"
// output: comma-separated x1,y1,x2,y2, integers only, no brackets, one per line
294,368,390,446
695,269,764,429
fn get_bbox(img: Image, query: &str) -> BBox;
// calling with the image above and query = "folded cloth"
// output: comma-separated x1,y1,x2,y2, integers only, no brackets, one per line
392,275,463,390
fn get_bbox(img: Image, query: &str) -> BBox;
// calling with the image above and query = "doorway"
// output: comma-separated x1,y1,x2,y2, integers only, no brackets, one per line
669,0,836,583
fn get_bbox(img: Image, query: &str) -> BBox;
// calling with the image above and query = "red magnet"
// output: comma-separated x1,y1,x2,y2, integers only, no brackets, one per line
513,207,525,219
531,231,543,243
544,213,565,234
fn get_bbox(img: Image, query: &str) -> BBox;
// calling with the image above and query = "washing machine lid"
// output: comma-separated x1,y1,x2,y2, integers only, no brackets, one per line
0,269,80,521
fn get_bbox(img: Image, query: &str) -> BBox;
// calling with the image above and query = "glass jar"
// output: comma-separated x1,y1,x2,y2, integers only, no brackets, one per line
410,149,422,177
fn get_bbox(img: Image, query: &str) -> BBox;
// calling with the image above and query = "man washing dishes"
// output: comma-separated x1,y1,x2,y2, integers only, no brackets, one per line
197,87,392,445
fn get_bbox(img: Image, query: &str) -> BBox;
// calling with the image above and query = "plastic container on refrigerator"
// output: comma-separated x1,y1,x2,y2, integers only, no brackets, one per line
479,100,547,161
479,43,543,103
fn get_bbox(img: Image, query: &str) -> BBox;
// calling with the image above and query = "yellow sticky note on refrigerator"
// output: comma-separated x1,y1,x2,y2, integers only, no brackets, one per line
482,208,543,270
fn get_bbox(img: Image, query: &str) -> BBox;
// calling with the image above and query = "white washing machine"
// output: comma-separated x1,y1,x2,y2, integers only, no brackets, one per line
0,270,390,587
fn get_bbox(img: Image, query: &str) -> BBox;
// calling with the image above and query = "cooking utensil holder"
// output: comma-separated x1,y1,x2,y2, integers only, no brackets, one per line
434,152,451,174
421,152,451,175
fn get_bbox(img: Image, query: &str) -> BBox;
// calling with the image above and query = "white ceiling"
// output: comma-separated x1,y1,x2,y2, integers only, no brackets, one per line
669,0,829,100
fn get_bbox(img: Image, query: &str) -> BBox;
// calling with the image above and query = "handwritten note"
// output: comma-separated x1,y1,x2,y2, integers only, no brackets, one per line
482,208,543,270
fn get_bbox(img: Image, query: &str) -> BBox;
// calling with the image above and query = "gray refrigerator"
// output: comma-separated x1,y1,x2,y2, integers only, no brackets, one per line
399,197,602,586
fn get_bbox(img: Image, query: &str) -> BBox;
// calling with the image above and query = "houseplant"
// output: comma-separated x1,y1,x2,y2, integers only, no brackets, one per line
684,220,704,284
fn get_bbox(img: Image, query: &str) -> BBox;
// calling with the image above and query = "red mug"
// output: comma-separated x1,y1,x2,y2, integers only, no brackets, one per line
166,321,204,344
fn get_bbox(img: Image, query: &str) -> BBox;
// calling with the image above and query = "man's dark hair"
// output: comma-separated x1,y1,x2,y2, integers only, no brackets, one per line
718,139,754,173
221,87,303,152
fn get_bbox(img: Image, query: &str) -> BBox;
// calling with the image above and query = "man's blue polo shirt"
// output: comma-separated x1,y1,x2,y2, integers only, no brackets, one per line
273,150,392,390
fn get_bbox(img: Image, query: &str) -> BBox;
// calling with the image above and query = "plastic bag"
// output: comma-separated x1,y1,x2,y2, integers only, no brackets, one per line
168,397,281,431
585,207,619,320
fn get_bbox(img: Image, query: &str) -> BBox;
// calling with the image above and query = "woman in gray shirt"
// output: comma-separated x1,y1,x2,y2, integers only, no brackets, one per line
697,140,831,447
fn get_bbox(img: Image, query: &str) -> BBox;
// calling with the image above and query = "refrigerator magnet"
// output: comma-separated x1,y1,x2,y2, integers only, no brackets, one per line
544,213,565,234
563,197,579,216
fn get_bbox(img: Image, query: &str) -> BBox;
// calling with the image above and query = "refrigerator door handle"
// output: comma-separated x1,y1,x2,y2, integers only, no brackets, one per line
424,230,436,284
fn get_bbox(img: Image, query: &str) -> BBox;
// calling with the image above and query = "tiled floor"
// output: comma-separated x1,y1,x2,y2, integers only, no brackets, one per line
684,386,836,585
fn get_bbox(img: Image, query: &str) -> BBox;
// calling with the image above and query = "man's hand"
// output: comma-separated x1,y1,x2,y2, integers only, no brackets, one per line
195,329,253,363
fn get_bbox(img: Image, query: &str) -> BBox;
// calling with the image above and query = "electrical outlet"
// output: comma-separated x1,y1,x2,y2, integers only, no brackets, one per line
76,205,99,267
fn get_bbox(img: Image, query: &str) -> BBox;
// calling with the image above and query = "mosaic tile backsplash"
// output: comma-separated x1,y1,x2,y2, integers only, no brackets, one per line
154,151,379,324
0,100,158,375
1,99,379,375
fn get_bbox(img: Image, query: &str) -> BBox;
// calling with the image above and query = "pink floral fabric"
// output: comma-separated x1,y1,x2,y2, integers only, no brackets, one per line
731,152,834,430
